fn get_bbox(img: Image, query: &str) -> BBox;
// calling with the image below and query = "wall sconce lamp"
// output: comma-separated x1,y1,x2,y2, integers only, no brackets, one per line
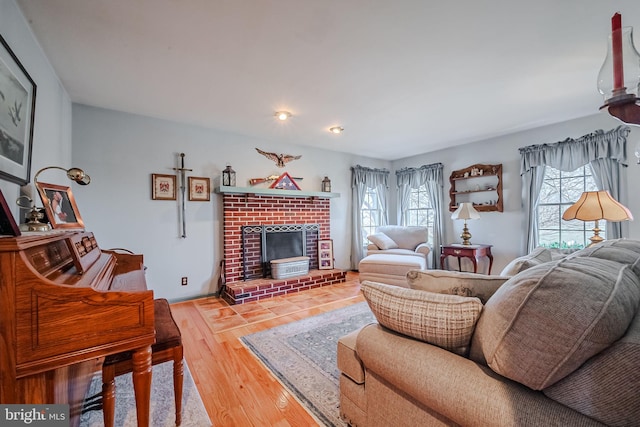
562,190,633,247
597,13,640,125
451,202,480,246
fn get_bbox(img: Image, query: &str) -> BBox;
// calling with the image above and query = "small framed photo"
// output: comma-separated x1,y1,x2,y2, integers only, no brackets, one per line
188,176,210,201
152,173,176,200
36,182,84,229
0,188,20,236
318,239,334,270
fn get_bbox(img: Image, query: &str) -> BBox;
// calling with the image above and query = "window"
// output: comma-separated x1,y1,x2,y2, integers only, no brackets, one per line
360,187,383,246
537,165,601,249
403,185,434,245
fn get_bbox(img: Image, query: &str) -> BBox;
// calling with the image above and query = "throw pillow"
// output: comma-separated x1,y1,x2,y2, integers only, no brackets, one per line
543,310,640,426
361,280,483,356
499,246,552,276
367,233,398,250
406,270,509,304
470,256,640,390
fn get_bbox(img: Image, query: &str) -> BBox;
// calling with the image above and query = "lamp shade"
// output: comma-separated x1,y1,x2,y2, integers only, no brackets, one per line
451,203,480,220
562,191,633,222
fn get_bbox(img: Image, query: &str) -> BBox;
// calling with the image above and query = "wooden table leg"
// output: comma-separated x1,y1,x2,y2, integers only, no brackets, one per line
471,256,478,273
487,252,494,275
131,346,152,427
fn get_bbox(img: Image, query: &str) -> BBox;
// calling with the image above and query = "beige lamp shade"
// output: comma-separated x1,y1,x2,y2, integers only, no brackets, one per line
562,190,633,247
562,191,633,222
451,203,481,220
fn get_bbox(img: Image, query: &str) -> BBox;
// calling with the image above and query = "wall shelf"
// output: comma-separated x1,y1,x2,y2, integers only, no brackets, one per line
449,164,503,212
214,186,340,199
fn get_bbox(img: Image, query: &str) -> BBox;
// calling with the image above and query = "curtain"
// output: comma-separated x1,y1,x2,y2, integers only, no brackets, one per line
519,125,630,253
351,165,390,269
396,163,444,268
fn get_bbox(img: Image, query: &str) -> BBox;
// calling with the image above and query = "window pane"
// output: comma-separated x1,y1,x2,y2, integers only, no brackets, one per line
536,165,598,249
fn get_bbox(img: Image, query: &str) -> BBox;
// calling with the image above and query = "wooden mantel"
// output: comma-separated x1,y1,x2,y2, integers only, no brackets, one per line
214,185,340,199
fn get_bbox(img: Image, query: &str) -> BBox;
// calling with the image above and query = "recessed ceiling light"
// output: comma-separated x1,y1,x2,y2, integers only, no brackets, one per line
275,111,292,121
329,126,344,134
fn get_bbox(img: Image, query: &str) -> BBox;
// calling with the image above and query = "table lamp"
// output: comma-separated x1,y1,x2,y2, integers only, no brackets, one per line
451,202,480,245
562,190,633,247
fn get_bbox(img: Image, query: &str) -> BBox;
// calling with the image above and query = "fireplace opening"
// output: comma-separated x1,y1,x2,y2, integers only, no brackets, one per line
241,223,319,280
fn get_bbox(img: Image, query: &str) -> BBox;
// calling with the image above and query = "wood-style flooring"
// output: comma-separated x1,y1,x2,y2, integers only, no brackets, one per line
169,271,364,427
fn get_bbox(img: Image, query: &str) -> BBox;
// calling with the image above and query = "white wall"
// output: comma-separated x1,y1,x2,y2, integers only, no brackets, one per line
1,1,72,221
392,113,640,274
72,104,389,301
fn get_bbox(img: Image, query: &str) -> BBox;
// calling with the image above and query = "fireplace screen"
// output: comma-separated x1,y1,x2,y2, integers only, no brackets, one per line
241,223,319,279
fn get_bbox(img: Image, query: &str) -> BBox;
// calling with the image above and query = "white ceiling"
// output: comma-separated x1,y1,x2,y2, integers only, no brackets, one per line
16,0,640,160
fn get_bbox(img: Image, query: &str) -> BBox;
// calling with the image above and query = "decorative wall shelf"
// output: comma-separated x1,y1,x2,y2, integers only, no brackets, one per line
214,186,340,199
449,164,503,212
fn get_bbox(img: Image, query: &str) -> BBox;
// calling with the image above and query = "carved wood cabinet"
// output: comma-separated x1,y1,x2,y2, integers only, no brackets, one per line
449,163,503,212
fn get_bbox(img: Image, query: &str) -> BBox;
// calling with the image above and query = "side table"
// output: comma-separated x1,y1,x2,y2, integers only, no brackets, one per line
440,244,493,275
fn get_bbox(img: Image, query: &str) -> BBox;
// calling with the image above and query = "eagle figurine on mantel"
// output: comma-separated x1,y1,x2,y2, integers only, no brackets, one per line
255,148,302,168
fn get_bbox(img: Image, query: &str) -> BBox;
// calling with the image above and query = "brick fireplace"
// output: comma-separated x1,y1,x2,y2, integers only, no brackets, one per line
219,191,345,304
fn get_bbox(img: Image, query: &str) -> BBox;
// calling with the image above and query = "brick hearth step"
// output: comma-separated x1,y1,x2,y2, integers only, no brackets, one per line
221,269,347,305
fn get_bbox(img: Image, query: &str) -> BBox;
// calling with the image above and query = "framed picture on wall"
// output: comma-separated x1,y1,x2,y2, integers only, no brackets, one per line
318,239,334,270
152,173,177,200
0,34,36,185
35,182,85,229
188,176,210,201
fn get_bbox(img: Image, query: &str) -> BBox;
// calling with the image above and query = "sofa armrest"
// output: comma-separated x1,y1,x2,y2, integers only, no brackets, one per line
414,243,431,257
355,324,604,427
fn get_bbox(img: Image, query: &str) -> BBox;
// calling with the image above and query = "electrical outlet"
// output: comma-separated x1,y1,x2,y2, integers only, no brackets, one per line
181,277,188,286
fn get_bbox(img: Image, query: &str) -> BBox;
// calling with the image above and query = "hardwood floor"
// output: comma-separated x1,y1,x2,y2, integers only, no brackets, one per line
169,271,364,427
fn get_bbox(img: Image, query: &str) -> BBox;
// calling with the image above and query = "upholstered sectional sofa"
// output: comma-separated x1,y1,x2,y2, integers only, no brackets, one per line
338,239,640,426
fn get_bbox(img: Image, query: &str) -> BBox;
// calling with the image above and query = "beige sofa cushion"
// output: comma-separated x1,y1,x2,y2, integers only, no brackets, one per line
361,280,482,355
367,232,399,250
470,256,640,390
406,269,508,304
543,309,640,427
499,246,552,276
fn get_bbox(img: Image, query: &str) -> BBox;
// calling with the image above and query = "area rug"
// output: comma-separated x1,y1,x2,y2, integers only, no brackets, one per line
80,360,211,426
241,302,375,427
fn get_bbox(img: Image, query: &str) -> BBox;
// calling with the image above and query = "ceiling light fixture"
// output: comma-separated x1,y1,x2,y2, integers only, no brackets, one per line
597,13,640,125
275,111,291,121
329,126,344,134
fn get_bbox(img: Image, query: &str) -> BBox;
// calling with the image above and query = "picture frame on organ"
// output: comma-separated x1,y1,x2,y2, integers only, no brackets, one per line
151,173,177,200
188,176,210,201
36,181,84,229
318,239,334,270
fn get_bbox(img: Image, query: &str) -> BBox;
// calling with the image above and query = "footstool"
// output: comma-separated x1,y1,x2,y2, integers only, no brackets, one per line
358,253,426,287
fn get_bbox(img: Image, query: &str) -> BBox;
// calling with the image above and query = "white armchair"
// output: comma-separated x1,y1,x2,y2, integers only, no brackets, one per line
366,225,431,261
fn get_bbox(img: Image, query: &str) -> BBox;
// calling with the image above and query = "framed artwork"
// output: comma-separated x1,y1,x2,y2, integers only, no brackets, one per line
35,182,85,229
0,188,20,236
152,173,177,200
188,176,210,201
0,34,36,185
318,239,334,270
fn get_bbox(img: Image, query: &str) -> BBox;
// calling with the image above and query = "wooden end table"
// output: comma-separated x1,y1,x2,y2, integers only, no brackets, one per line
440,244,493,275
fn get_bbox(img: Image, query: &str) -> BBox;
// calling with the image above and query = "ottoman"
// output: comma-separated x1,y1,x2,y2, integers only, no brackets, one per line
358,253,426,287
